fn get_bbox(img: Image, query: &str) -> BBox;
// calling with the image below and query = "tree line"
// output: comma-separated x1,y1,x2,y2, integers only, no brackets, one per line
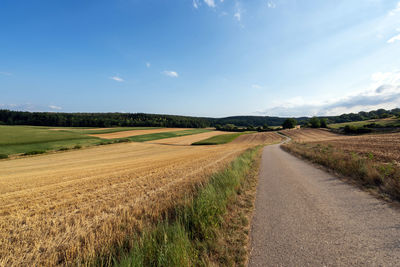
0,108,399,128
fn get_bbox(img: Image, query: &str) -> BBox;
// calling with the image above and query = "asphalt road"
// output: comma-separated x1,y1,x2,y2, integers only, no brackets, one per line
249,144,400,266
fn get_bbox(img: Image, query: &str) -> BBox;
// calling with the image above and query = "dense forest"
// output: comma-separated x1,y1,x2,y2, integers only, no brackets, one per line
0,108,399,128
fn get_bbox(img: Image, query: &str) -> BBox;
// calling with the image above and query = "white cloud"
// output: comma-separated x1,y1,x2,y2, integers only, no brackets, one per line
389,1,400,16
257,70,400,116
0,103,60,112
0,72,12,76
193,0,199,9
109,76,124,82
267,1,276,8
387,33,400,43
234,11,241,21
204,0,215,8
49,105,62,110
252,84,263,89
162,70,179,78
146,62,151,68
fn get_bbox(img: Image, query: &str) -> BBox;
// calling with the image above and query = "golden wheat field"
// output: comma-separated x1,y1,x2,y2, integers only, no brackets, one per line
0,132,281,266
313,132,400,163
281,128,341,142
88,128,189,139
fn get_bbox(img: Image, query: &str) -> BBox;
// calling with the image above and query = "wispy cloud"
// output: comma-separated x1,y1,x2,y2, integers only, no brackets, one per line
109,76,124,82
204,0,215,8
387,33,400,43
162,70,179,78
252,84,263,89
233,2,243,24
389,1,400,16
49,105,62,110
257,70,400,116
0,103,61,112
234,11,241,21
0,71,12,76
193,0,200,9
267,1,276,8
146,62,151,68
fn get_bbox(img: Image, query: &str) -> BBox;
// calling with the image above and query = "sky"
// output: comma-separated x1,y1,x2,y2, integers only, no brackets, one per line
1,0,400,117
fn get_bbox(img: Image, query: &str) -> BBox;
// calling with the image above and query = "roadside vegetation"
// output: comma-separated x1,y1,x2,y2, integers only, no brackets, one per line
115,146,261,267
282,134,400,201
192,132,244,145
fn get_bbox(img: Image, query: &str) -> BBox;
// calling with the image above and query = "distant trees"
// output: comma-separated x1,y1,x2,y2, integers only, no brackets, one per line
282,118,297,129
0,108,399,128
216,123,274,132
320,118,328,128
344,125,372,134
309,117,321,128
308,117,327,128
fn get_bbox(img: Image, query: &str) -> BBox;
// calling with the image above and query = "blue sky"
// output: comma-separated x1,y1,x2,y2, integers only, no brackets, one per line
1,0,400,117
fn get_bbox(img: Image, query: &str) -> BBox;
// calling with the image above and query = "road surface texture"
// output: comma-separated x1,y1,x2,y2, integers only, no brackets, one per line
249,144,400,266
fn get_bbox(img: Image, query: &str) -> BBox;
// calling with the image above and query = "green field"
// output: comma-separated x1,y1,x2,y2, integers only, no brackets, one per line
128,129,210,142
328,117,400,129
0,126,207,156
192,132,243,145
52,127,161,135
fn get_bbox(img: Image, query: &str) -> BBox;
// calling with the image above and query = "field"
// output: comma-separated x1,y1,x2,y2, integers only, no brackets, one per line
0,131,281,266
88,128,189,139
192,132,244,145
146,130,229,145
328,117,400,129
280,128,341,142
0,126,208,156
281,129,400,201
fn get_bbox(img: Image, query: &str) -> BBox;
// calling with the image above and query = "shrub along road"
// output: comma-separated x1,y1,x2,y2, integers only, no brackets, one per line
249,143,400,266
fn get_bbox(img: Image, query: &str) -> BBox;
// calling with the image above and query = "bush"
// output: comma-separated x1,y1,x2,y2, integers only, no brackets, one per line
320,118,328,128
58,147,70,151
23,150,46,156
344,125,372,134
114,138,130,143
74,144,82,149
0,154,8,159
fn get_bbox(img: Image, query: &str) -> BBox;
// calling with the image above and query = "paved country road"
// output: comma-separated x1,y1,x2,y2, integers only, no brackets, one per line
249,143,400,266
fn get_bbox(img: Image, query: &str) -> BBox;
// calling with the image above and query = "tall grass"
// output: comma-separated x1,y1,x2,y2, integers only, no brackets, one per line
282,142,400,201
115,146,261,266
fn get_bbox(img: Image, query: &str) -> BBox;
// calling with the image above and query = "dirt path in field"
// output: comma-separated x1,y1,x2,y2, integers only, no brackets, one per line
249,143,400,266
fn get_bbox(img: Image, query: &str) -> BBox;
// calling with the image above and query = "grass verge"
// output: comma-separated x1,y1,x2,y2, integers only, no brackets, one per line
282,142,400,201
192,133,243,145
113,146,262,267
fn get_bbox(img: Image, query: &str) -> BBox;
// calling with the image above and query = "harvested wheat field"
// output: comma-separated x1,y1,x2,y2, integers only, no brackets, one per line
231,132,285,145
0,133,273,266
313,132,400,163
281,128,341,142
89,128,189,139
50,128,112,131
146,130,229,145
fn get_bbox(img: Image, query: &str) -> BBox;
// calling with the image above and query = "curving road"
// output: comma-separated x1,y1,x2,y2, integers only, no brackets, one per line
249,143,400,266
